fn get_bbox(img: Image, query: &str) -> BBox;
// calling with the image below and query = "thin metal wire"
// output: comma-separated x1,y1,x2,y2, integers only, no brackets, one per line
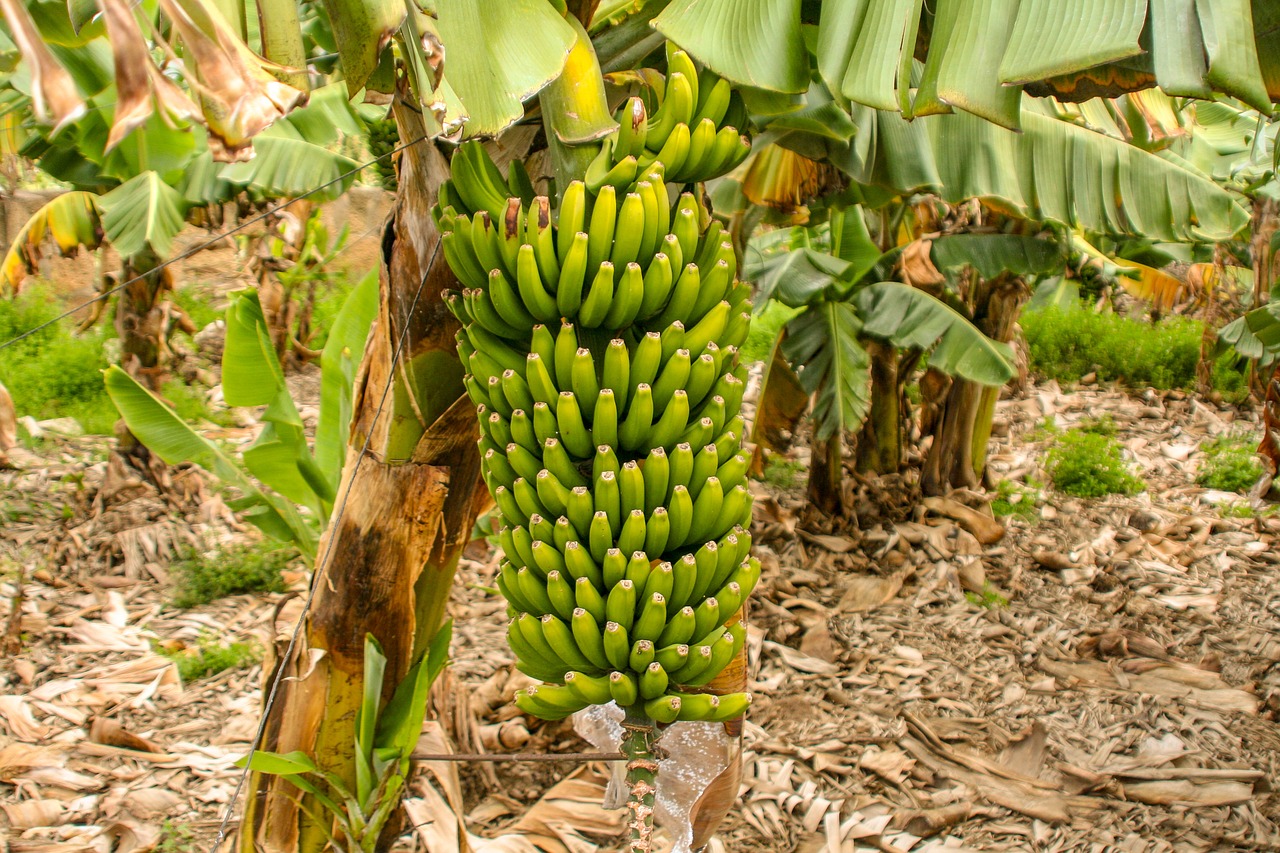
0,133,427,354
210,161,438,851
411,752,627,763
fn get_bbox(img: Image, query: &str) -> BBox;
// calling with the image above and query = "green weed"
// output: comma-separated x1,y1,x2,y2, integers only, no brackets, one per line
156,821,198,853
761,454,805,489
1047,430,1146,497
1022,306,1247,394
1027,416,1060,442
1197,433,1264,494
965,584,1010,610
170,286,222,332
169,540,293,608
161,635,262,683
0,284,118,434
991,478,1040,519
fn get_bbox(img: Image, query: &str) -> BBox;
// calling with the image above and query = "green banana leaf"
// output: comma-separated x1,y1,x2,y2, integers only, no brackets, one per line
751,0,1273,123
829,205,881,280
654,0,809,94
928,233,1065,280
316,269,379,481
781,301,872,439
1026,276,1082,313
223,291,331,517
748,247,853,308
375,620,452,759
1217,301,1280,368
849,104,1249,242
855,282,1016,386
96,171,187,259
104,366,319,555
220,122,360,202
435,0,576,137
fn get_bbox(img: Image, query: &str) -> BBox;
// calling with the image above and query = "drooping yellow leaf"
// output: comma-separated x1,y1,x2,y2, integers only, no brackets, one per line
0,192,102,294
741,144,833,212
1072,233,1185,312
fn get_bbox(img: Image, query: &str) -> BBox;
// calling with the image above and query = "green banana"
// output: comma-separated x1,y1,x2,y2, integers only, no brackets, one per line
556,392,593,459
557,181,587,257
579,261,615,328
629,639,655,672
586,185,617,273
557,232,589,317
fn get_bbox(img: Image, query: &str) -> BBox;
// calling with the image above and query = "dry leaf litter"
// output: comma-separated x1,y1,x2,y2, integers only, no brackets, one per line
3,380,1279,853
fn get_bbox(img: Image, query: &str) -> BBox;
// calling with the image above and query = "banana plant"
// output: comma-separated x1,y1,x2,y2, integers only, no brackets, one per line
36,1,1277,850
0,0,363,427
104,272,378,557
746,203,1057,508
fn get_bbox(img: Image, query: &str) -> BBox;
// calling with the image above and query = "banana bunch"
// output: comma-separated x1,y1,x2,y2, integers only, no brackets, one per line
584,45,751,192
436,68,756,725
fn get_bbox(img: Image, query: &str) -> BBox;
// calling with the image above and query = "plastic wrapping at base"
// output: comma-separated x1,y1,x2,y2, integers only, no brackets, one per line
574,702,733,853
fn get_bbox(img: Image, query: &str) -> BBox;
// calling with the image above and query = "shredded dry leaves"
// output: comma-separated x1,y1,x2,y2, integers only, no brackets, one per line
3,376,1280,853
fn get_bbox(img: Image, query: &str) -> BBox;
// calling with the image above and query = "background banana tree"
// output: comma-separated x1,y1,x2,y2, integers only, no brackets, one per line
745,203,1065,509
105,274,377,557
0,0,364,423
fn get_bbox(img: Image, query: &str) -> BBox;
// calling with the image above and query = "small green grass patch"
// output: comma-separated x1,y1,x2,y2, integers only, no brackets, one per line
169,540,293,608
1197,433,1264,494
0,284,117,435
1047,429,1146,497
160,635,262,683
991,478,1040,520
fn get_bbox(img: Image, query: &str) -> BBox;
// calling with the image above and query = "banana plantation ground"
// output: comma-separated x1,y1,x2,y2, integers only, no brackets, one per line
3,352,1279,853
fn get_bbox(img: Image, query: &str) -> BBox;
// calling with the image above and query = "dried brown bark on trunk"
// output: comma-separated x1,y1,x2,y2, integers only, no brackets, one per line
241,92,489,853
807,431,844,515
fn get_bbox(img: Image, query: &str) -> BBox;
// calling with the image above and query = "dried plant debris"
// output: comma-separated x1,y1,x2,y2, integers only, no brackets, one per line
4,381,1280,853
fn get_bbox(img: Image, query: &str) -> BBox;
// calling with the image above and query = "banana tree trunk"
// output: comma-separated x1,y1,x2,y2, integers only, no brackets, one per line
856,340,901,475
1250,199,1278,401
807,431,843,515
113,252,193,470
241,93,488,853
922,274,1026,495
114,250,175,393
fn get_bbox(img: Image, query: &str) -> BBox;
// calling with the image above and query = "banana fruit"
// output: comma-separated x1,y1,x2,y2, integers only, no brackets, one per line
587,46,752,191
438,43,755,727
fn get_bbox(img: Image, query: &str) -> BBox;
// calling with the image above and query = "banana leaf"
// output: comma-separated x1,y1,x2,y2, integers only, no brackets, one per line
104,366,319,555
929,233,1064,279
856,281,1016,385
96,170,187,259
435,0,576,137
316,269,379,481
223,291,331,517
781,301,872,439
1026,276,1081,313
849,103,1250,242
653,0,809,94
1218,302,1280,368
0,191,102,293
219,121,360,202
